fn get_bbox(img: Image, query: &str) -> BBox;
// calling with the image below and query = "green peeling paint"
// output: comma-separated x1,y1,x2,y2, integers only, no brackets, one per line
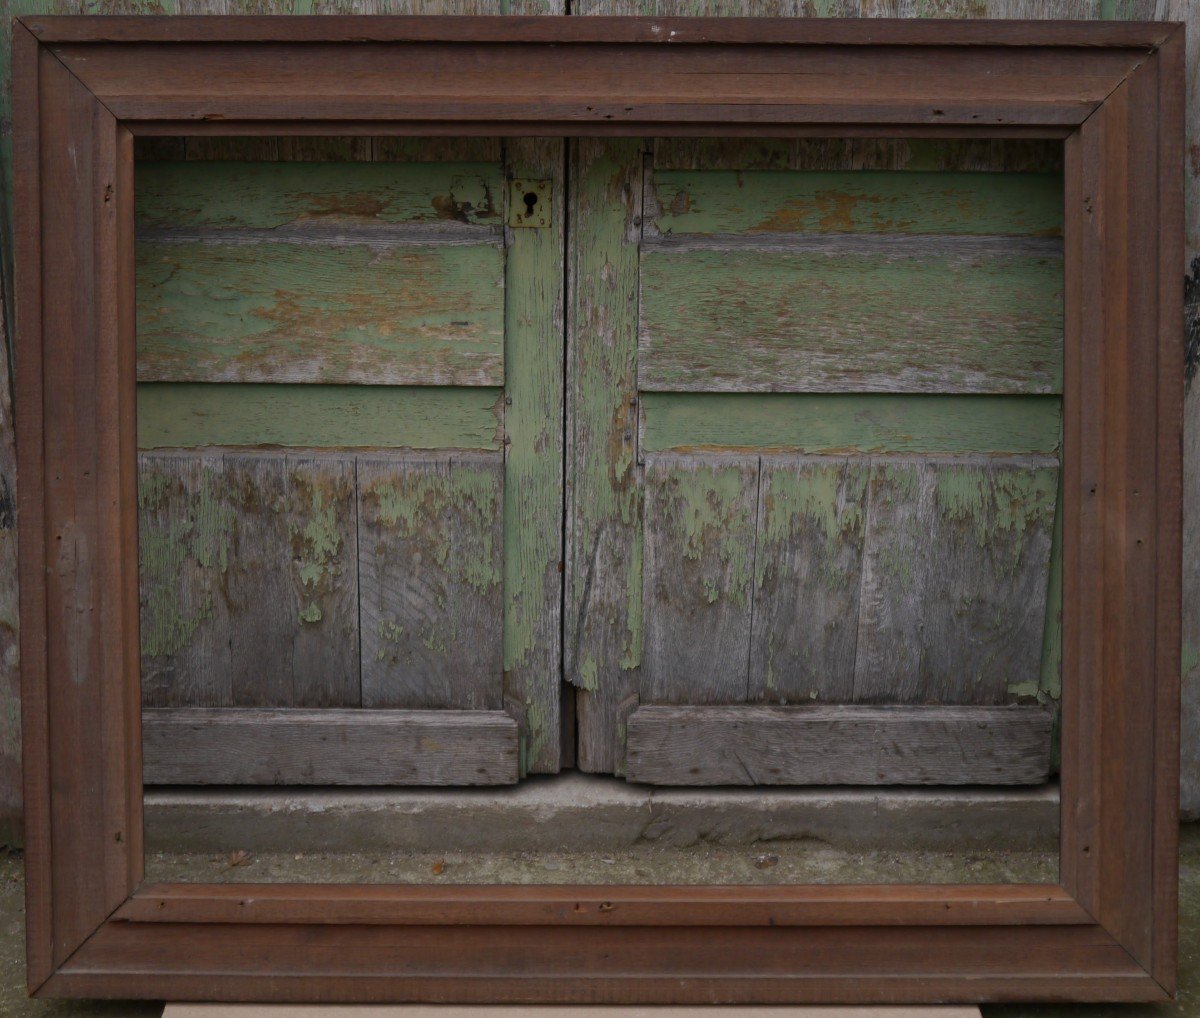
935,465,1058,550
500,137,565,773
651,170,1062,237
642,393,1062,456
658,464,756,609
365,464,501,595
137,240,505,386
640,246,1063,394
136,161,503,229
137,384,503,450
288,478,348,622
138,464,234,658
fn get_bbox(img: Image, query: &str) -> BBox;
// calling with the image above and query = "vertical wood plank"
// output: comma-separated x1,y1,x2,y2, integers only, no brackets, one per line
1152,20,1186,993
641,454,759,705
222,454,359,708
749,456,869,704
502,137,565,774
566,138,645,773
854,458,1057,704
920,459,1059,704
852,460,938,702
358,454,504,711
12,20,50,987
138,452,232,708
283,455,360,707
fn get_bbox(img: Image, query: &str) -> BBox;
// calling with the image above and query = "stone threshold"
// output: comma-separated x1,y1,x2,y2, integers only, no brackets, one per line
144,773,1059,855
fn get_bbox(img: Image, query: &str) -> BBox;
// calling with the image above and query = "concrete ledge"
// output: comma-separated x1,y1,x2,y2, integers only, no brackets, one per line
144,774,1059,854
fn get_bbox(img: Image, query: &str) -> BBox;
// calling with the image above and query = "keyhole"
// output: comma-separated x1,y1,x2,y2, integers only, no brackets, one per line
523,191,539,218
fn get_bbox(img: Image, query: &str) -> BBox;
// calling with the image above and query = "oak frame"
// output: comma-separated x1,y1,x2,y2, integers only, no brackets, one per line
12,14,1183,1004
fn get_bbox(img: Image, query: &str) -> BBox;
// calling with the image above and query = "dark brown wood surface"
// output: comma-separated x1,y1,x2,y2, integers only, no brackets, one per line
11,13,1183,1004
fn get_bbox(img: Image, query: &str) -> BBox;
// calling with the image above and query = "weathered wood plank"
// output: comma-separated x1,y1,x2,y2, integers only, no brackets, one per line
640,393,1063,456
578,0,1150,17
136,238,505,385
647,170,1062,237
624,704,1053,786
222,453,359,707
142,708,519,785
136,161,503,230
566,138,646,773
641,454,759,705
649,137,1063,173
138,452,233,708
502,138,565,774
853,456,1058,704
138,451,360,709
638,238,1064,394
749,456,869,704
358,454,504,711
136,383,503,450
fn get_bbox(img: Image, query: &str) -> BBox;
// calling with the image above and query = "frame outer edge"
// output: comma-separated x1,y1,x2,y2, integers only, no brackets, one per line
12,20,52,995
10,18,1184,1004
1151,23,1186,997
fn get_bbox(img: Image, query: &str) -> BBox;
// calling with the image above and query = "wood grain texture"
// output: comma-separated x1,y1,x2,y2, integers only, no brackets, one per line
625,704,1054,786
135,160,504,229
142,708,519,785
47,36,1139,129
640,393,1063,456
136,383,503,450
649,136,1063,173
853,456,1057,704
14,49,140,978
637,453,1056,711
501,137,565,774
358,453,504,710
48,917,1169,1003
641,454,759,704
136,235,506,385
226,454,359,708
646,169,1062,237
638,236,1063,394
138,451,360,709
138,453,233,708
566,138,645,773
749,456,869,703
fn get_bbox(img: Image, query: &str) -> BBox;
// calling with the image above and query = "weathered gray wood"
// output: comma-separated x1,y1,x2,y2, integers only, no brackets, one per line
142,708,519,785
638,235,1064,395
139,452,233,708
358,453,504,710
748,456,870,704
222,454,359,708
139,452,360,709
641,453,759,704
625,704,1054,786
853,456,1058,704
501,137,566,774
566,138,647,773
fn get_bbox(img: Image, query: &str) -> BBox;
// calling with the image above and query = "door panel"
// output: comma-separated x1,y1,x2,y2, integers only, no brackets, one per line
137,138,564,784
567,138,1064,784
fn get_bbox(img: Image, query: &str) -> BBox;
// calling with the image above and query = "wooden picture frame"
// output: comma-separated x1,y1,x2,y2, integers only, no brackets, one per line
12,14,1184,1003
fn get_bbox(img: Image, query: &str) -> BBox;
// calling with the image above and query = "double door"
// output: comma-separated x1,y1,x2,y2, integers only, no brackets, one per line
137,137,1062,787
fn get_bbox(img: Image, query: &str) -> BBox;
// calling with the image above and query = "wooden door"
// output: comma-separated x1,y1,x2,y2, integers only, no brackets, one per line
136,138,566,785
566,139,1065,786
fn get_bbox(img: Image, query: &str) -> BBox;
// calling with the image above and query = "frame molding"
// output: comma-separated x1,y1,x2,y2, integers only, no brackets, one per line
13,15,1183,1003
